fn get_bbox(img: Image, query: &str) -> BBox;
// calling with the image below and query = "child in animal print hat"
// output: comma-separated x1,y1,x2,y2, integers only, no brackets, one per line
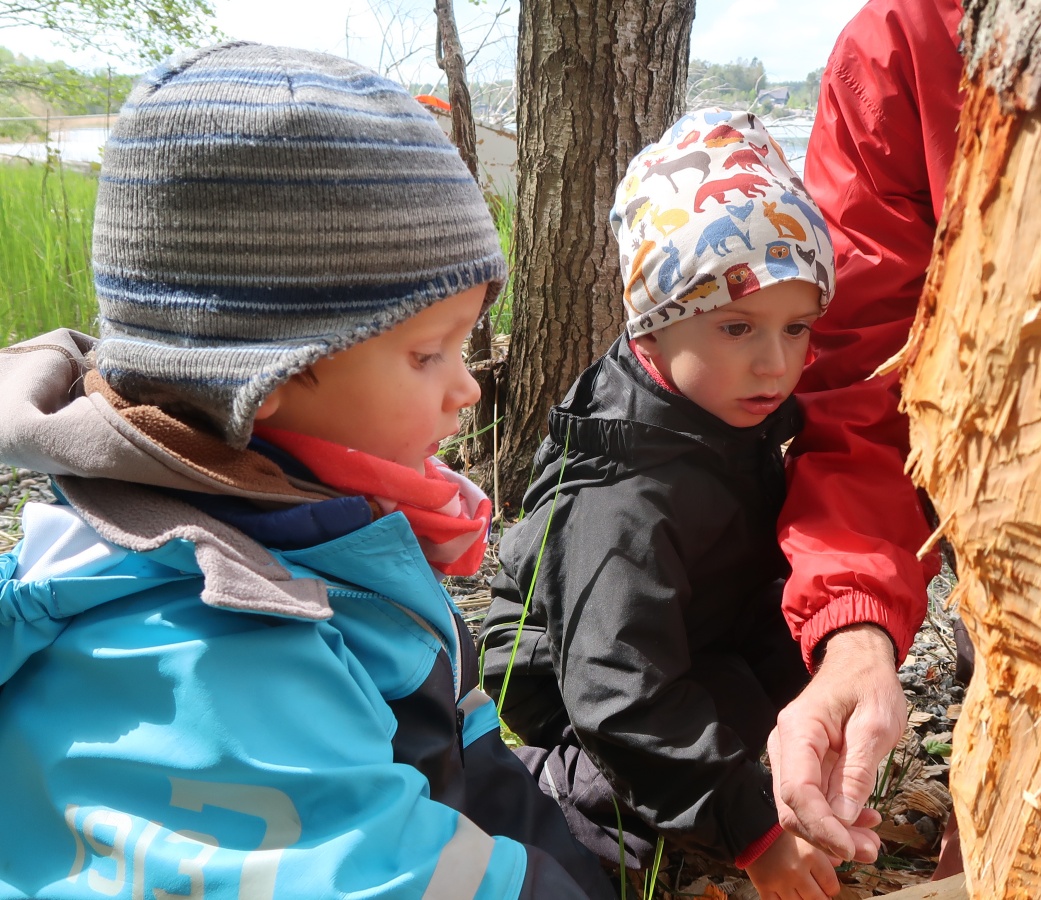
0,42,616,900
613,107,834,337
480,109,841,900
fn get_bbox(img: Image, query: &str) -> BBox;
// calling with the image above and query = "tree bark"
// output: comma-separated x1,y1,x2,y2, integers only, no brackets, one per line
498,0,696,505
434,0,479,181
434,0,498,464
902,1,1041,893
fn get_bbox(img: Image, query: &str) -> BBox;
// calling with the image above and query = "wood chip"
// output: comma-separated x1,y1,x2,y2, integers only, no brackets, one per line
905,782,952,818
877,820,933,851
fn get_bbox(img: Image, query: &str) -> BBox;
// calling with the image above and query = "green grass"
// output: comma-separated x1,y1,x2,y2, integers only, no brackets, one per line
486,191,515,336
0,159,98,345
0,165,514,348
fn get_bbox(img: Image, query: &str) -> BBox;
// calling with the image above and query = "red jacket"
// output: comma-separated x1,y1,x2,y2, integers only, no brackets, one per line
779,0,965,667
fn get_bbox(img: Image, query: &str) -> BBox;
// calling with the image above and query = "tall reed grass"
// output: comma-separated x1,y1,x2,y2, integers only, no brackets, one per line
487,191,515,336
0,158,98,345
1,159,516,348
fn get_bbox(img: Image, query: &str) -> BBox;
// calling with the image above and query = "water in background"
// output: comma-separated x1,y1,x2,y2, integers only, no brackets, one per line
0,126,109,166
766,115,814,178
0,114,815,180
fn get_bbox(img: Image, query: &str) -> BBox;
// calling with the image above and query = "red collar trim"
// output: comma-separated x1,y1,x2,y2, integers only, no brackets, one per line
629,339,680,395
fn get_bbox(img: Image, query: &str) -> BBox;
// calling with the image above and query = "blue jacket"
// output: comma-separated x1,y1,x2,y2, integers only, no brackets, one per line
0,330,614,900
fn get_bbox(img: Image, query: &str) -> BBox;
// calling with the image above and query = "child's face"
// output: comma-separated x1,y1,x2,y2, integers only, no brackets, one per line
257,284,486,473
634,281,820,428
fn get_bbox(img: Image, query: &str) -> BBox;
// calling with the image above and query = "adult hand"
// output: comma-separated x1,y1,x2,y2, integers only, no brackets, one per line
767,625,906,862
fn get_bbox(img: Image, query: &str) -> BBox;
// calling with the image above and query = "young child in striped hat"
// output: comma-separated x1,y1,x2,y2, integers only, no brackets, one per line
480,109,844,900
0,42,614,900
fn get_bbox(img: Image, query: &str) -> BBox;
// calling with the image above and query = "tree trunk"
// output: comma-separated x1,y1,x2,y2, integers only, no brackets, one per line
499,0,696,505
902,0,1041,894
434,0,480,180
433,0,498,465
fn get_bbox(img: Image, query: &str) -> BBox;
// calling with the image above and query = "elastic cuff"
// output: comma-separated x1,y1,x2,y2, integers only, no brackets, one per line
734,823,783,869
799,589,916,669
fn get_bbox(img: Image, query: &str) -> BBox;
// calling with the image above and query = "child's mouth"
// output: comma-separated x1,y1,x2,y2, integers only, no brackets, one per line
738,395,781,415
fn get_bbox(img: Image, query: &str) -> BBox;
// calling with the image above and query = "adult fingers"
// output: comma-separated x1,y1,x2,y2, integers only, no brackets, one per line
853,806,882,829
822,669,907,854
849,822,883,864
769,710,857,861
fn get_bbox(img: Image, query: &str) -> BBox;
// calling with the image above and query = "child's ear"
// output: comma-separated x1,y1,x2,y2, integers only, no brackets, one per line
255,387,284,421
632,333,659,360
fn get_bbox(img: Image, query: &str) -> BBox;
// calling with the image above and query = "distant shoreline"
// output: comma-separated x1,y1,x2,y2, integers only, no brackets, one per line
0,113,114,138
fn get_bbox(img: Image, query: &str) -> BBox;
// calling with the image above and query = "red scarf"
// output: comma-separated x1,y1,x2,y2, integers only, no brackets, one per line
253,426,491,577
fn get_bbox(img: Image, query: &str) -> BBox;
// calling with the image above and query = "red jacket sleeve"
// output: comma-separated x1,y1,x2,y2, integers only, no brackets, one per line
779,0,965,667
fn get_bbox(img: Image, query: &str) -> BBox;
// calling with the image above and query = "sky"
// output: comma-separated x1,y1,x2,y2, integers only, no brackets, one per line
0,0,870,85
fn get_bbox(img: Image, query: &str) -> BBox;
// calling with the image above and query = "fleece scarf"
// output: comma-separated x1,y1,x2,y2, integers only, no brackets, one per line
253,426,492,578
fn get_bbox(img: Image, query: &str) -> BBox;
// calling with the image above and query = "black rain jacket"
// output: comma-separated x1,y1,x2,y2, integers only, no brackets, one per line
479,335,803,862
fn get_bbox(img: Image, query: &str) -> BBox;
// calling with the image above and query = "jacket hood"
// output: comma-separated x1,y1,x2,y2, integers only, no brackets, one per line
548,336,800,474
0,329,334,503
0,330,361,643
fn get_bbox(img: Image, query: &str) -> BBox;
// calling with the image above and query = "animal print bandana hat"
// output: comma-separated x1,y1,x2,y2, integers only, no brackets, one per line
92,42,506,448
610,108,835,338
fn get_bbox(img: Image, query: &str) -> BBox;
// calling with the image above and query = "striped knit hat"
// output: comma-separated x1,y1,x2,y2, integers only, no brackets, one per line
93,42,506,448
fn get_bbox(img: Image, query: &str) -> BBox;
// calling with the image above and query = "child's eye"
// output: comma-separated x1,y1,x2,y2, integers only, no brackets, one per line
785,323,812,337
413,352,444,368
721,323,750,337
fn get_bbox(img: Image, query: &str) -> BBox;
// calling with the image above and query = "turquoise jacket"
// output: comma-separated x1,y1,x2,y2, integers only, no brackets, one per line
0,331,613,900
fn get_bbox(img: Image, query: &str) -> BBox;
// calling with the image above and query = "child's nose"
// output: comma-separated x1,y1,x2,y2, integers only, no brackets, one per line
450,360,482,411
753,335,789,378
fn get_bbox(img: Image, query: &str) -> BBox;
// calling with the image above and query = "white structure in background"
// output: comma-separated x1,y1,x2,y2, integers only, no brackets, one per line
424,108,813,196
423,105,518,198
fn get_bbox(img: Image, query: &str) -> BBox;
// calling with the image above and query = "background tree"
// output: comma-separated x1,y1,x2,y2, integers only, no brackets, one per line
432,0,503,467
0,49,136,137
804,66,823,108
901,0,1041,894
0,0,220,62
0,0,220,121
498,0,697,504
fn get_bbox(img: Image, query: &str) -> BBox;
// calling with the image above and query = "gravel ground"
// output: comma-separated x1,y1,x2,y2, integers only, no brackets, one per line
0,466,963,896
0,467,55,552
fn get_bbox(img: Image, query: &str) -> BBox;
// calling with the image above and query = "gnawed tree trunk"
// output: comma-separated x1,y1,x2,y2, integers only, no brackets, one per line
902,0,1041,894
499,0,697,505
